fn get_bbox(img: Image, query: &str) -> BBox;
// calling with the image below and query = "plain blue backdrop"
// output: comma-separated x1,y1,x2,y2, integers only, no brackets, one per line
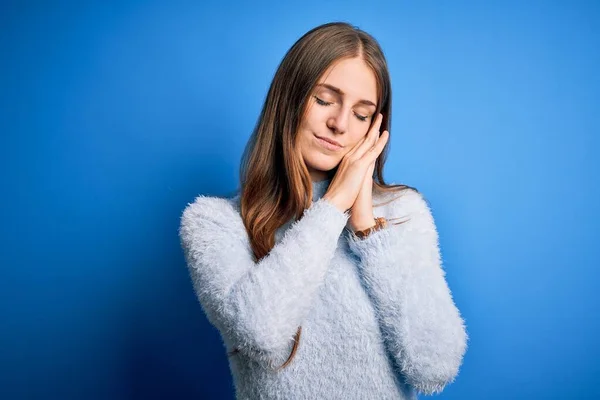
1,1,599,399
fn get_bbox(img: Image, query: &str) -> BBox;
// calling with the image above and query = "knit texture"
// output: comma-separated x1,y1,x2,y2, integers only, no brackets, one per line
179,179,468,400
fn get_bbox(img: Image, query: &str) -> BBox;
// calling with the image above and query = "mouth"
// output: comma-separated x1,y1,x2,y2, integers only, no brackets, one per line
314,135,343,151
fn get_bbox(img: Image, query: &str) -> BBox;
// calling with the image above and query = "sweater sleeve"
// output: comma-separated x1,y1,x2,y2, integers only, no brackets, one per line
178,195,349,369
346,189,468,395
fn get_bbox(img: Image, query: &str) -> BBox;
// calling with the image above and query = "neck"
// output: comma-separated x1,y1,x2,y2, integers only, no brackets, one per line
308,167,333,183
311,176,331,202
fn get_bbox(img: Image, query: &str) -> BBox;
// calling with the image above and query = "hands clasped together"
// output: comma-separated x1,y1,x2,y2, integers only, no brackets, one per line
322,113,389,232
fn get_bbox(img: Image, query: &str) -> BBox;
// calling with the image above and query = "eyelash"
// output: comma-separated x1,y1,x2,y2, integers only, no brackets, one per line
313,96,369,122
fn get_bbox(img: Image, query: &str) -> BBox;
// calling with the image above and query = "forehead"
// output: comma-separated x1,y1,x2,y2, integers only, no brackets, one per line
317,57,378,103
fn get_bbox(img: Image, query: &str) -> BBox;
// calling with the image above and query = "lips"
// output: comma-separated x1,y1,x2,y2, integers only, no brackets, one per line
314,135,343,152
315,135,342,147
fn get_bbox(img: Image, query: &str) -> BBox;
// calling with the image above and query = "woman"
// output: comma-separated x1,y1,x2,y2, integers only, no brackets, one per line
179,22,468,400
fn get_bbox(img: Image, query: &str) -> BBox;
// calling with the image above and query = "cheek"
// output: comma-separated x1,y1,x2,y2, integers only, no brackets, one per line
355,121,372,137
297,111,323,146
296,128,317,158
303,107,327,130
348,129,369,148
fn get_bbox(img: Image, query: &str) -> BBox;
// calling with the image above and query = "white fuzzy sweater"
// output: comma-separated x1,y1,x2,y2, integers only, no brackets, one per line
178,179,468,399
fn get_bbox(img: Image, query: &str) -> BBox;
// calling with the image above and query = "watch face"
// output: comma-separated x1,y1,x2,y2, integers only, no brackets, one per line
356,229,369,239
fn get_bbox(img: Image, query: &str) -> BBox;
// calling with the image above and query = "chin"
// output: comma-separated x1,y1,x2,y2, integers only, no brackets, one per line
304,153,340,175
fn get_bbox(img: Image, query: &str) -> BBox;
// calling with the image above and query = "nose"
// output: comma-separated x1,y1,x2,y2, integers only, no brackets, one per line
326,107,351,135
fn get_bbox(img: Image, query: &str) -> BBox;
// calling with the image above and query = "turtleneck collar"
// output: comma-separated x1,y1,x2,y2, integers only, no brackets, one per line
273,177,334,239
312,178,332,203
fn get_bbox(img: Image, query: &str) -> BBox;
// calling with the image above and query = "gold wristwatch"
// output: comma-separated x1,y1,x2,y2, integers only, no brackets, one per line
354,217,388,239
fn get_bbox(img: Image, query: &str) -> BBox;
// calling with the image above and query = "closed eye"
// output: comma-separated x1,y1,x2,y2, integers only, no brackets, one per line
354,113,368,122
313,96,369,122
314,96,332,106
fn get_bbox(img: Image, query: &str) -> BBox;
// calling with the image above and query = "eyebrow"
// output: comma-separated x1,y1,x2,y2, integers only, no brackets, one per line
315,83,377,107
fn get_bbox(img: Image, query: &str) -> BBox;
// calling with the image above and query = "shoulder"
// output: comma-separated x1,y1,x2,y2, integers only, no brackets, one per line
373,184,430,214
179,191,245,239
372,184,436,226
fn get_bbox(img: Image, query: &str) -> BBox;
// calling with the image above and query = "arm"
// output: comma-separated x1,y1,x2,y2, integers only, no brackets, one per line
179,195,349,369
346,189,468,395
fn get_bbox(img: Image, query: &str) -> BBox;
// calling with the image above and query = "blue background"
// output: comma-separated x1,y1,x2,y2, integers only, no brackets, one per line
1,1,599,399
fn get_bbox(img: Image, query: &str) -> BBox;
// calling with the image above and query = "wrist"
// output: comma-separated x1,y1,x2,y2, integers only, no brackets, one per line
350,217,376,232
353,217,388,239
322,193,347,214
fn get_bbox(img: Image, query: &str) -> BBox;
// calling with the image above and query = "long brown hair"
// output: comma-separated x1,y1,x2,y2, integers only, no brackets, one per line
233,22,414,370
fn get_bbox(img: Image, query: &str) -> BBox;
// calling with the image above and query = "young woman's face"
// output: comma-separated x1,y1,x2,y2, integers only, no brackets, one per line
297,56,378,181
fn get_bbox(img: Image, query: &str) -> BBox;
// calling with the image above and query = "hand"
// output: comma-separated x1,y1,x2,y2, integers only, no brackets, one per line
348,159,377,231
323,113,389,214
